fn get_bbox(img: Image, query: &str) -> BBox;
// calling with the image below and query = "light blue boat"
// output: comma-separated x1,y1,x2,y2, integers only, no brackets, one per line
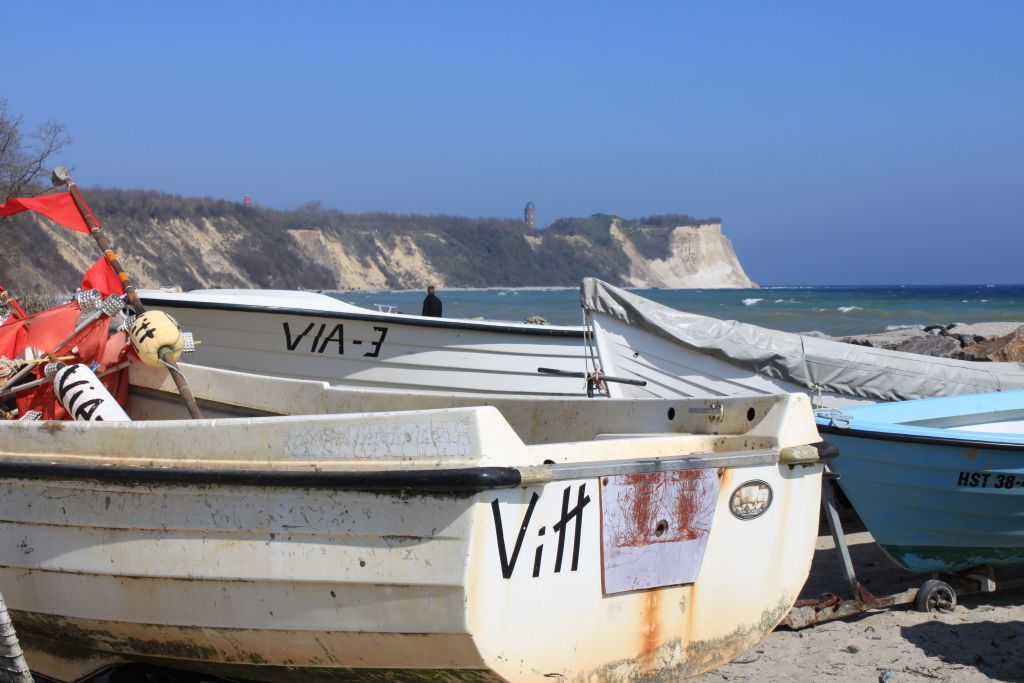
816,391,1024,574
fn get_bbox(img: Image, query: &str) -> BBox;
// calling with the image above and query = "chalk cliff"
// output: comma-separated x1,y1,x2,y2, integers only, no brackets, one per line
609,219,755,289
0,191,756,290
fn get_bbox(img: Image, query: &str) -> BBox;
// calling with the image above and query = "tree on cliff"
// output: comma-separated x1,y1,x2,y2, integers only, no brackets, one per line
0,100,72,269
0,100,71,200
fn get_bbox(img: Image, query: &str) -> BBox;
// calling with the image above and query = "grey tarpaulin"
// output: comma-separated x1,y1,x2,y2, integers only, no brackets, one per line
580,278,1024,403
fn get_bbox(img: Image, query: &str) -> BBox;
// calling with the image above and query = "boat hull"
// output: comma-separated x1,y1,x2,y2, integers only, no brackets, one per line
818,394,1024,573
141,293,589,395
0,425,822,681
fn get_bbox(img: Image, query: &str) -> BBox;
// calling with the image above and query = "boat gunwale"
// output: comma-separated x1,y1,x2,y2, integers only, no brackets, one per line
0,449,784,491
816,421,1024,451
139,296,586,338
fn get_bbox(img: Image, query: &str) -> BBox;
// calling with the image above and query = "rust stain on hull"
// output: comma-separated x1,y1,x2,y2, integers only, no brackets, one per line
640,589,661,673
617,471,713,547
579,594,795,682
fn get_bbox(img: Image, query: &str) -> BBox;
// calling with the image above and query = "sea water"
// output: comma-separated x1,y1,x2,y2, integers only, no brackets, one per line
327,285,1024,337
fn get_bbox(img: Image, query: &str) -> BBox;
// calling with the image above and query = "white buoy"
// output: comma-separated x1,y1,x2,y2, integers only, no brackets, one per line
130,310,187,368
52,364,130,422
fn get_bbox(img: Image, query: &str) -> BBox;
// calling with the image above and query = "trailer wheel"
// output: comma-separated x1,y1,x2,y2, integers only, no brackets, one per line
915,579,957,613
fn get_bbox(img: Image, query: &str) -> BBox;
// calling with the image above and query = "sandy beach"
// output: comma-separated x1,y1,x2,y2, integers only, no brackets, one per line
696,527,1024,683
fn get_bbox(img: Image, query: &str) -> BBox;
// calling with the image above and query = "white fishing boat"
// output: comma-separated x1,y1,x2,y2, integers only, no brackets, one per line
0,362,828,683
581,278,1024,407
138,288,590,395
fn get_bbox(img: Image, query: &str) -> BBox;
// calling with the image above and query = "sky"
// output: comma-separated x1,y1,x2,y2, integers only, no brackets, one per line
3,2,1022,285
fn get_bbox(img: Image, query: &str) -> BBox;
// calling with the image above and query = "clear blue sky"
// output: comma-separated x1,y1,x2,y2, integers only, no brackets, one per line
5,2,1022,285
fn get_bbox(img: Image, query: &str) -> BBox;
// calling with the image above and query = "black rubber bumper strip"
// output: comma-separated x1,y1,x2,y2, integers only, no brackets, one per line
0,461,524,494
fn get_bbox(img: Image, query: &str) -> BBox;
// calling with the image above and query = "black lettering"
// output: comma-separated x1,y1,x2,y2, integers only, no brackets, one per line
133,319,157,342
491,492,539,579
1008,475,1017,488
56,367,90,407
981,473,992,488
310,323,327,353
74,397,104,421
552,484,591,573
570,485,588,571
283,322,315,351
995,474,1006,489
957,471,970,487
364,326,388,358
318,324,344,354
65,389,85,412
969,473,982,487
531,526,546,578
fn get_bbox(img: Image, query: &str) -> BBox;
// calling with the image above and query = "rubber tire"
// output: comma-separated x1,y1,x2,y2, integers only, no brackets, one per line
915,579,957,613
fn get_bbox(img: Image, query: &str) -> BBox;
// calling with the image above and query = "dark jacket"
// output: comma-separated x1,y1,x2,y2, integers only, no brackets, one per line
422,292,442,317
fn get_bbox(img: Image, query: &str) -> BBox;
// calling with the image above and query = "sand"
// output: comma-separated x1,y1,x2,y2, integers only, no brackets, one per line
695,530,1024,683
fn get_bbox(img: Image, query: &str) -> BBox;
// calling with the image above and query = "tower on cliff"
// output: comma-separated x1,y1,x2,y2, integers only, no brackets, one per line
524,202,536,232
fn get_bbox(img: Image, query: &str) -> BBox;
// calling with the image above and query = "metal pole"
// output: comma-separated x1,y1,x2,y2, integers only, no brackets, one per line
50,168,203,419
822,472,860,599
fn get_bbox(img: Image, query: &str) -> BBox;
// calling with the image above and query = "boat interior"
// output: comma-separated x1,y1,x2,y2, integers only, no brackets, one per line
0,361,824,485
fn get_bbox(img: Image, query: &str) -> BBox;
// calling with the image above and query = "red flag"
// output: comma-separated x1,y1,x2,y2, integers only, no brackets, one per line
81,257,125,297
0,193,93,233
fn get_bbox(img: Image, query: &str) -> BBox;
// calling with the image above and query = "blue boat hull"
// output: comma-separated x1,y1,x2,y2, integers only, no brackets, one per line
817,393,1024,573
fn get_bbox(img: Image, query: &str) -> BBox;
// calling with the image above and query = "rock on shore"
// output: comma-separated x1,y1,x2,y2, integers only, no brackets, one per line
835,322,1024,361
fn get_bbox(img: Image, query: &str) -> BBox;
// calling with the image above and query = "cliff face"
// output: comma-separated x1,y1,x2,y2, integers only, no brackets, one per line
0,191,755,291
610,220,755,289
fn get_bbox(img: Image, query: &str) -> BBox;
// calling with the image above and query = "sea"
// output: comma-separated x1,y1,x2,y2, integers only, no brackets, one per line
327,285,1024,337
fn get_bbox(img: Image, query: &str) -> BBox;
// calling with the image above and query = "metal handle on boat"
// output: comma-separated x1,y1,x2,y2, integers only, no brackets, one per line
688,404,724,418
536,368,648,386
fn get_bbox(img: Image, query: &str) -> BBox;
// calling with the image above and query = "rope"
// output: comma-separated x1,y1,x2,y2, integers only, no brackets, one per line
0,359,20,381
581,310,608,395
159,354,189,384
814,408,854,429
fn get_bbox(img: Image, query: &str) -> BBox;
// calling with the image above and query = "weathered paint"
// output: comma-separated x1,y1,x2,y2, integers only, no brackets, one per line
465,462,821,682
601,470,719,594
0,374,823,682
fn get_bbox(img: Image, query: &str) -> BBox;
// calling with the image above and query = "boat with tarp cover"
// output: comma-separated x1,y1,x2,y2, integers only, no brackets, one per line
581,278,1024,407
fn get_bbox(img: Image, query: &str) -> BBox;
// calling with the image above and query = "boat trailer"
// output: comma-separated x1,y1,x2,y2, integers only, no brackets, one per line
781,472,1024,629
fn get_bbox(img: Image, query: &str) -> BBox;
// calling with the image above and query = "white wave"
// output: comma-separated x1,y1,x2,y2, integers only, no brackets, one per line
837,306,863,313
742,298,764,306
885,324,921,331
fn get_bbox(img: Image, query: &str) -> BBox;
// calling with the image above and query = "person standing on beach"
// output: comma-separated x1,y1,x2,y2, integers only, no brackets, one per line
422,285,443,317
